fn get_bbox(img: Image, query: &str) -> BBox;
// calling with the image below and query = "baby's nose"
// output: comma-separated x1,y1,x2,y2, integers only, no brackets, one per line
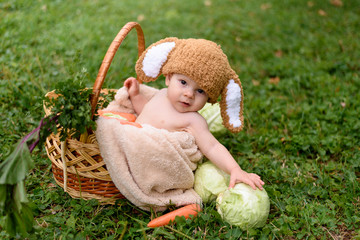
184,89,194,98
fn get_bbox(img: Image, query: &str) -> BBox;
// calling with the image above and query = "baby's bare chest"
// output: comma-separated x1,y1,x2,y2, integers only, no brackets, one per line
136,96,189,131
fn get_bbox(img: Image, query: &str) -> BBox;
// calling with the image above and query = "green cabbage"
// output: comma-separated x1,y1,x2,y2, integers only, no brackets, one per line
216,183,270,230
199,103,226,135
194,161,230,203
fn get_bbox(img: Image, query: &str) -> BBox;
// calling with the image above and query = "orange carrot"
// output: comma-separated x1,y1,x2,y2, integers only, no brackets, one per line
97,110,142,128
147,203,202,228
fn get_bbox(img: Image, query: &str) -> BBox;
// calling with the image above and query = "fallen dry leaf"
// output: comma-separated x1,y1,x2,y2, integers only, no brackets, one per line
275,50,283,58
330,0,343,7
137,14,145,21
318,9,327,16
204,0,212,7
261,3,272,10
47,183,56,188
269,77,280,85
36,219,49,228
252,79,260,86
307,1,314,7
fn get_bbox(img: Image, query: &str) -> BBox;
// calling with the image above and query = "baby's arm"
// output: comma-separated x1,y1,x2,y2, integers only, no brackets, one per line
124,77,148,115
191,116,264,190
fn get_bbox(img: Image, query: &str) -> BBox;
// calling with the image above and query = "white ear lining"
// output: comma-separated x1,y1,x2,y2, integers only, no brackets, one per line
142,42,176,78
225,79,242,128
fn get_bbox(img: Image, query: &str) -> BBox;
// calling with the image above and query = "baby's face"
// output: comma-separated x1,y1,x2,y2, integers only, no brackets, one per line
165,74,208,113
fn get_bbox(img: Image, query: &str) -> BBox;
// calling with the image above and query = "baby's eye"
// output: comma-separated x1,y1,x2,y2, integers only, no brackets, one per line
197,89,205,94
180,80,187,85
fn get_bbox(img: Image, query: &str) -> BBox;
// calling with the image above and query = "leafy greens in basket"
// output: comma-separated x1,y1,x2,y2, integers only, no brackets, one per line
0,75,114,237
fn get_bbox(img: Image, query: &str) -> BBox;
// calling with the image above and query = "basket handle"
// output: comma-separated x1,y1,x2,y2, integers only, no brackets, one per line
90,22,145,115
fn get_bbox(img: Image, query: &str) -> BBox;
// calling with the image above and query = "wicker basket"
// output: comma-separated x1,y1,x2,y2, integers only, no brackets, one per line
44,22,145,204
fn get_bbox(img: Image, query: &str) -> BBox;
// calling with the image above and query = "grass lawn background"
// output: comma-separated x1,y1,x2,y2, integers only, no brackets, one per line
1,0,359,239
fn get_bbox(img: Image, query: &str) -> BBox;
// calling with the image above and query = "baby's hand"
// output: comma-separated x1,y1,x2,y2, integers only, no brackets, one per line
229,167,264,190
124,77,140,97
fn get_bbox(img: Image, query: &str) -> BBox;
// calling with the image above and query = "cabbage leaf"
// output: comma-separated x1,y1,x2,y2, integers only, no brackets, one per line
216,183,270,230
194,161,229,203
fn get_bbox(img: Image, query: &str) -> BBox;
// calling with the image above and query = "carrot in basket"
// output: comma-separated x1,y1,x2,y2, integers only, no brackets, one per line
147,203,202,228
97,110,142,128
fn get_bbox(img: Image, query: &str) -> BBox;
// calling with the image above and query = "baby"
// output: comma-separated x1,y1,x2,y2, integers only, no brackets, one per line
125,37,264,190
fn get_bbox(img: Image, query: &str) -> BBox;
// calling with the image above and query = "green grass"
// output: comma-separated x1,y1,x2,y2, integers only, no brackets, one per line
1,0,360,239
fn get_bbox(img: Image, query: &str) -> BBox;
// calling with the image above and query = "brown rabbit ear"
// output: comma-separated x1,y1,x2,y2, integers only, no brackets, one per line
135,37,178,82
219,75,244,133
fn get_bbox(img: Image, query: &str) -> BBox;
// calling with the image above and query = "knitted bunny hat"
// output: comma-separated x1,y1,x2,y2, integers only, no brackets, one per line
135,37,244,133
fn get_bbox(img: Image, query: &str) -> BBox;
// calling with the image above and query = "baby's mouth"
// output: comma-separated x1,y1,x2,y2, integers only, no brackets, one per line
180,101,190,106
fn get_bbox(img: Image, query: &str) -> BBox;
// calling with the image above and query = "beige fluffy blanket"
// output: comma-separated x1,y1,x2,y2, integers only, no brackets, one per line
95,85,203,211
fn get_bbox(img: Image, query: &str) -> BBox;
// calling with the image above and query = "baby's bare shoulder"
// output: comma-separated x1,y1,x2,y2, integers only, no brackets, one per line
184,112,209,132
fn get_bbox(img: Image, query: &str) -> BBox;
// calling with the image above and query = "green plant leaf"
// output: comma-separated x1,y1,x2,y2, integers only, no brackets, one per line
0,132,36,185
0,122,42,237
66,214,77,229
